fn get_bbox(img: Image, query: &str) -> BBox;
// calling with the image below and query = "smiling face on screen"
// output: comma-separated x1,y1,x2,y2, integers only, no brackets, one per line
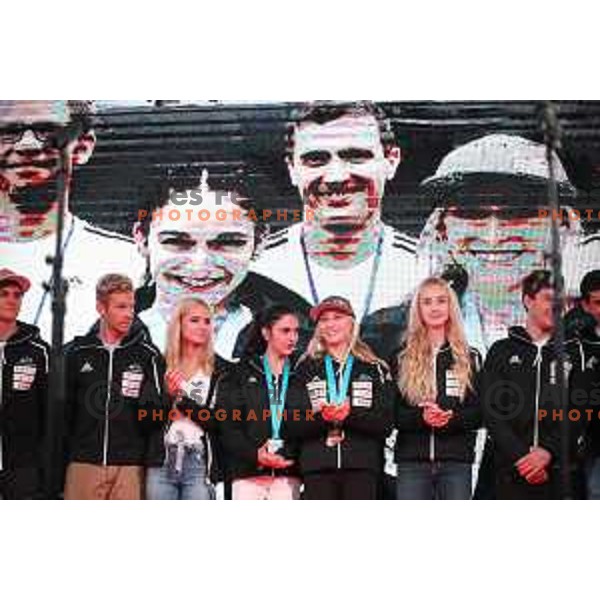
146,192,255,316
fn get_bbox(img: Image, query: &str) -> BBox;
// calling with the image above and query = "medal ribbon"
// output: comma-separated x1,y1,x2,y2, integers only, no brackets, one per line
263,355,290,441
325,354,354,406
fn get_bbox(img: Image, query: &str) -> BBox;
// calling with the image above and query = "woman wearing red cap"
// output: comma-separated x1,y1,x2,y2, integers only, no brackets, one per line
282,296,394,499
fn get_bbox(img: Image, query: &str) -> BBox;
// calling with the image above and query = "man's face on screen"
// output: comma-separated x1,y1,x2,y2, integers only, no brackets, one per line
0,101,71,191
287,114,399,234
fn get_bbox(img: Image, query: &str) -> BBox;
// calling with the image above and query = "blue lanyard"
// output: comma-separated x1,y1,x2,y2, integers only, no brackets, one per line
300,228,384,322
263,355,290,440
325,354,354,406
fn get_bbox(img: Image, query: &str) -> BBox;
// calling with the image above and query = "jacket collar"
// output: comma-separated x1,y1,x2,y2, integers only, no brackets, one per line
508,325,577,349
1,321,41,346
75,317,150,349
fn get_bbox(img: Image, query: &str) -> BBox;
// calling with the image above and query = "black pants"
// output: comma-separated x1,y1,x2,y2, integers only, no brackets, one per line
495,464,582,500
473,436,496,500
0,467,43,500
303,470,378,500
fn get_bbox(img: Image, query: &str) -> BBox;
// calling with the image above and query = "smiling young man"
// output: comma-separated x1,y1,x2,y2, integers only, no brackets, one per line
1,101,145,343
481,270,590,499
418,133,582,356
249,102,425,360
0,269,50,500
63,273,166,500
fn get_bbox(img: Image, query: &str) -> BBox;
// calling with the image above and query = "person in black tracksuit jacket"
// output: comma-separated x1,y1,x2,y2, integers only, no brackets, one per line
568,269,600,499
390,277,482,500
576,322,600,499
218,305,307,500
0,268,49,499
391,343,482,500
62,274,167,499
282,296,394,500
482,270,592,500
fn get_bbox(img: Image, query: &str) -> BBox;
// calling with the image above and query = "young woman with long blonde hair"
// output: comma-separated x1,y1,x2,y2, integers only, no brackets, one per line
393,277,482,500
146,297,232,500
283,296,394,500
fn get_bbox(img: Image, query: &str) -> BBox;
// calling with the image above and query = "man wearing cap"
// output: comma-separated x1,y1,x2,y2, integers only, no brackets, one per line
1,100,145,344
0,269,50,499
249,101,426,360
417,133,584,355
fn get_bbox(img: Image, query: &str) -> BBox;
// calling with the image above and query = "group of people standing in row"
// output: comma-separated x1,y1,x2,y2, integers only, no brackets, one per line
2,264,599,500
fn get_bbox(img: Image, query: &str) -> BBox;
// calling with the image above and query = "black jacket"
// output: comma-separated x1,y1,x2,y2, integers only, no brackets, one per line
391,343,482,464
282,354,394,475
217,356,306,481
481,326,592,476
64,318,167,467
579,325,600,457
151,355,233,484
0,322,49,470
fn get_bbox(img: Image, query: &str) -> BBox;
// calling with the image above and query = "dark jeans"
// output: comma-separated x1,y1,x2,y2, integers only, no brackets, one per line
495,469,556,500
303,470,378,500
396,461,472,500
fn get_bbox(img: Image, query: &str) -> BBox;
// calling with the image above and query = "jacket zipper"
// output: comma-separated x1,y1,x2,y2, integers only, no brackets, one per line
0,343,5,471
204,377,217,485
429,348,438,463
102,347,115,466
533,346,543,447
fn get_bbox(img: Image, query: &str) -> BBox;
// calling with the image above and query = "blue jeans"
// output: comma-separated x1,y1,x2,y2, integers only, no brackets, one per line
396,461,472,500
146,445,214,500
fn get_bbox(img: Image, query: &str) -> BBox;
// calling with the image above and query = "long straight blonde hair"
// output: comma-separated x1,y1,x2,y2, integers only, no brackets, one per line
306,317,386,367
398,277,472,405
165,297,215,376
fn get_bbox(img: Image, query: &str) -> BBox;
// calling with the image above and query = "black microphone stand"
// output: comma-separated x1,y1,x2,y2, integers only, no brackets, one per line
44,130,75,499
541,101,571,499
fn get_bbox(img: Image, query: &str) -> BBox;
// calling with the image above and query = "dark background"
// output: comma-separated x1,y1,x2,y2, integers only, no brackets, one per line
70,101,600,238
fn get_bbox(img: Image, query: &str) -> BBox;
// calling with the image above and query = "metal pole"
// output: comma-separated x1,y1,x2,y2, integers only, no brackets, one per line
44,133,74,498
541,101,571,499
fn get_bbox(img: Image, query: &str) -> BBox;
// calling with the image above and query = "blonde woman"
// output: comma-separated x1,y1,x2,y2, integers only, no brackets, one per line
393,277,482,500
283,296,394,500
146,297,232,500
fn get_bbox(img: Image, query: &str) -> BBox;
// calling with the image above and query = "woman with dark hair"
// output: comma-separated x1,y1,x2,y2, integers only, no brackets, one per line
217,304,309,500
133,168,265,360
282,296,394,500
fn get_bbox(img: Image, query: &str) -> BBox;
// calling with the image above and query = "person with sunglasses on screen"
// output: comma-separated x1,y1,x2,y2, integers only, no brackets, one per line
0,101,145,344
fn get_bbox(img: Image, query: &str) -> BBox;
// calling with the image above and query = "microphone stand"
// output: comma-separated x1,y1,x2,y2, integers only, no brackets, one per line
44,133,74,499
541,101,571,499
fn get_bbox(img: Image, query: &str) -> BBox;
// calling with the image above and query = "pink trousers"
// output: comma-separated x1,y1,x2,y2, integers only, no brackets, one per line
232,476,301,500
